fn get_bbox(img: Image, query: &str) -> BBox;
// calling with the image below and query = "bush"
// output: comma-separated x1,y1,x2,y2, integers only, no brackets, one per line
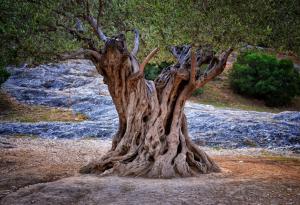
192,88,204,96
229,52,300,106
144,61,172,80
0,67,10,85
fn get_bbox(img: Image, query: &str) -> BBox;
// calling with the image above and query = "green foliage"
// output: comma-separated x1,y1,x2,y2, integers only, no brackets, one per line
0,0,299,66
192,88,204,97
144,64,161,81
106,0,300,59
0,67,10,85
0,0,80,66
230,52,300,106
144,61,172,80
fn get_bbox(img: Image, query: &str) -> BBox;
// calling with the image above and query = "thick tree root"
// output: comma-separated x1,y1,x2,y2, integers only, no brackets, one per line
80,131,220,178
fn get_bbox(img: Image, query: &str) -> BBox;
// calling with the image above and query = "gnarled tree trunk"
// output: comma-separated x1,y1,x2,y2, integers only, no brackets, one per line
66,3,233,178
78,31,232,178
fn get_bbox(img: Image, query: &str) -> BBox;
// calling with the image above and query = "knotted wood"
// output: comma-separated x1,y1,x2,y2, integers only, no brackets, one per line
80,34,232,178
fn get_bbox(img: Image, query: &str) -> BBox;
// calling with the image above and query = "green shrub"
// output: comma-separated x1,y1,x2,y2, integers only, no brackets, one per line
229,52,300,106
192,88,204,96
144,61,172,80
0,67,10,85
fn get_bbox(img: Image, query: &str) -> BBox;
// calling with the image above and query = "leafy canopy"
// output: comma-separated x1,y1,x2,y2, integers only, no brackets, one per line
1,0,299,66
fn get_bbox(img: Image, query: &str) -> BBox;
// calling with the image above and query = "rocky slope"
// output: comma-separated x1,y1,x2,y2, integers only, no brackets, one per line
0,60,299,151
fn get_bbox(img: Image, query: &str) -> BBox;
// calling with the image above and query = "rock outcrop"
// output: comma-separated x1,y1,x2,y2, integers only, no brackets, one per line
0,60,299,151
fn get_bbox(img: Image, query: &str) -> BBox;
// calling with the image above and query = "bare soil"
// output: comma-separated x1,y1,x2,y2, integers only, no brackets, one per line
0,136,299,204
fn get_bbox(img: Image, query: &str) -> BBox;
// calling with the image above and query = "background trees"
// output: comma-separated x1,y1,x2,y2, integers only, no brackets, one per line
230,52,300,106
1,0,299,67
1,0,299,107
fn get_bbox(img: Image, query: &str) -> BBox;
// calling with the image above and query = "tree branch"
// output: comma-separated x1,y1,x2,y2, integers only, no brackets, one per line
80,0,107,42
128,47,160,81
131,29,139,56
189,49,197,86
170,45,191,65
140,47,159,73
60,48,101,61
97,0,104,28
196,48,233,88
86,15,108,42
56,23,97,50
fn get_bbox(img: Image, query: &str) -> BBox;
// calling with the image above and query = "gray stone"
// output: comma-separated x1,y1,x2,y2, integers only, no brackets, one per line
1,59,299,151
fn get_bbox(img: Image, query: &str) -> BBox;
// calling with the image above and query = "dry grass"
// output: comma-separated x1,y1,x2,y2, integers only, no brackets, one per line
0,92,87,122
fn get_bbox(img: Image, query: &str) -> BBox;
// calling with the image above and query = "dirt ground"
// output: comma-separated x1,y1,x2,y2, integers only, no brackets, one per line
0,136,299,205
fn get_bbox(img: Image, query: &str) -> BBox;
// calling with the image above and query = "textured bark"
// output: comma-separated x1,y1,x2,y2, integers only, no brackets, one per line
79,33,233,178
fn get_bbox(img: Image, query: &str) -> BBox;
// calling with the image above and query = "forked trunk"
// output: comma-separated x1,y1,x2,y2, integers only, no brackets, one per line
80,34,232,178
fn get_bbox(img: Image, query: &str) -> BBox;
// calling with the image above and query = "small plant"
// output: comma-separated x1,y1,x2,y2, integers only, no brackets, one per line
192,88,204,96
229,52,300,106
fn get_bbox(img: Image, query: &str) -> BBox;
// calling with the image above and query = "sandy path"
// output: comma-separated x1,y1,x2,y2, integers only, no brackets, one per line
0,137,299,204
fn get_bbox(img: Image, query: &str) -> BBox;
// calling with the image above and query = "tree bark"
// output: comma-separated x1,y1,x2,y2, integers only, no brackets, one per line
80,34,233,178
